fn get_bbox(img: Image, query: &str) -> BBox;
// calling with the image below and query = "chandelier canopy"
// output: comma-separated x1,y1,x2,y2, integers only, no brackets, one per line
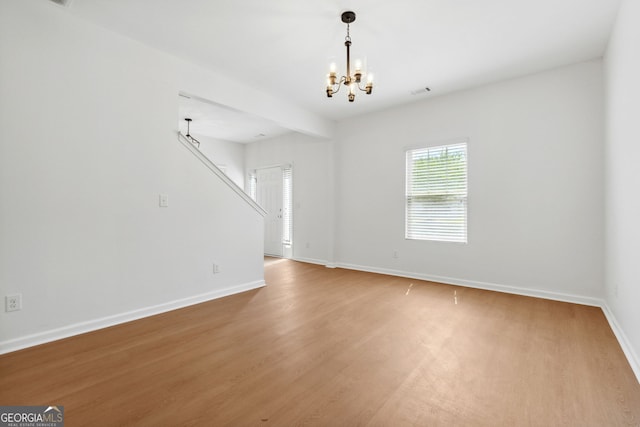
326,11,373,102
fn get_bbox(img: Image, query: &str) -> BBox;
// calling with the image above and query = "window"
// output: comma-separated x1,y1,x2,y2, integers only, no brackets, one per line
282,167,293,245
250,166,292,248
405,142,467,243
248,172,257,201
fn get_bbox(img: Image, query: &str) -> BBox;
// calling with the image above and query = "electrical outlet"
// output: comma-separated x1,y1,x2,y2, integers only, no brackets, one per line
213,263,220,274
6,294,22,312
159,193,169,207
393,250,399,259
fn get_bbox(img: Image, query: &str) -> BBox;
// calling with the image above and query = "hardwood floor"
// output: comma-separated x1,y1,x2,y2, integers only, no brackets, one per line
2,260,639,426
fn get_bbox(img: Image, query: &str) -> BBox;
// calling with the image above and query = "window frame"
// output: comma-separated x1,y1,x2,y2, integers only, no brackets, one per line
405,139,468,243
247,171,257,201
282,166,293,246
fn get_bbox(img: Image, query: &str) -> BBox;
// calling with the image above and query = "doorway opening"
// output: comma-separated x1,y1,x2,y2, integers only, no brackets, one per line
250,165,293,258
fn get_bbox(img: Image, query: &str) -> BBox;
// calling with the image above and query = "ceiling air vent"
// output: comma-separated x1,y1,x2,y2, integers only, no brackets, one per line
410,87,432,96
48,0,73,7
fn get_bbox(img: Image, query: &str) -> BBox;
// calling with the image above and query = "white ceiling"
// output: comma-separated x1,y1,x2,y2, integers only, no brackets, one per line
178,94,291,143
66,0,621,142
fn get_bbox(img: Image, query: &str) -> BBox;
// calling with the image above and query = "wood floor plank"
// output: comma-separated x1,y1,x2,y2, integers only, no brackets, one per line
1,259,639,426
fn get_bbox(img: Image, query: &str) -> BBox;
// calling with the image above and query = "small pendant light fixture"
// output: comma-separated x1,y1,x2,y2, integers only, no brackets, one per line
326,11,373,102
184,118,201,148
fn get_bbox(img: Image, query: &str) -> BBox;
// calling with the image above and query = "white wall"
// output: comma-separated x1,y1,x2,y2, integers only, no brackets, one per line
195,135,245,189
245,133,333,265
604,0,640,378
0,0,265,351
334,61,604,301
0,0,626,367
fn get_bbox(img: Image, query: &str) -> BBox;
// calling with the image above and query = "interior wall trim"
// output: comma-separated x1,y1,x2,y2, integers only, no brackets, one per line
334,261,639,384
292,256,331,267
0,280,265,355
4,258,637,385
177,132,266,217
335,262,602,306
600,303,640,384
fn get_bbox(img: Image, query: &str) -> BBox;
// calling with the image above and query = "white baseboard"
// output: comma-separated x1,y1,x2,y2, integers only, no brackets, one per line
0,280,265,355
4,259,639,386
334,261,639,384
291,256,337,268
292,256,330,267
600,303,640,384
336,262,603,306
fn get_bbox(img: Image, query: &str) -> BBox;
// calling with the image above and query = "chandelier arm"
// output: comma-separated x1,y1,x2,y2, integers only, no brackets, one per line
356,80,373,95
332,77,346,94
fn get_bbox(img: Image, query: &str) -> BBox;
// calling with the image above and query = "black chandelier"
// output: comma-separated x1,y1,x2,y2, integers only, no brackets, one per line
326,11,373,102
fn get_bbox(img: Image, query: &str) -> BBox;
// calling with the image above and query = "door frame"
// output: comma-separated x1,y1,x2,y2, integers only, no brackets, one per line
253,164,293,259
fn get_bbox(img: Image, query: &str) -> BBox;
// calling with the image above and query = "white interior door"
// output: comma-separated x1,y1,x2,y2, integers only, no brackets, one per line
257,167,283,257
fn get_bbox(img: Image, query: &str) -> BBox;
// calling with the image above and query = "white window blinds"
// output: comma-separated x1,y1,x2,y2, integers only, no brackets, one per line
282,167,292,245
248,172,257,201
405,142,467,243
